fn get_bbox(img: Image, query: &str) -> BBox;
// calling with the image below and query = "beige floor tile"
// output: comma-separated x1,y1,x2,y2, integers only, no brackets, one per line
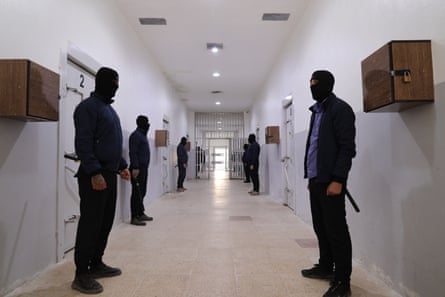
5,177,400,297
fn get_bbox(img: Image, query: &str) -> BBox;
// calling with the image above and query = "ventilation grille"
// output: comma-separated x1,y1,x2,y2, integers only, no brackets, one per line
262,13,290,21
139,18,167,25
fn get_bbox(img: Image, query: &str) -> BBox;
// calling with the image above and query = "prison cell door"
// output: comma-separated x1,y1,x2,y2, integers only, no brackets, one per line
57,59,95,257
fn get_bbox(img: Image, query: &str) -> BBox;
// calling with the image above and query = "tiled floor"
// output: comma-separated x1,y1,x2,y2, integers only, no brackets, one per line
6,174,400,296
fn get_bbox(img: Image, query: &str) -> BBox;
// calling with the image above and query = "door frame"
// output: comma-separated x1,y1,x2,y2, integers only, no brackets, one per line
56,43,101,261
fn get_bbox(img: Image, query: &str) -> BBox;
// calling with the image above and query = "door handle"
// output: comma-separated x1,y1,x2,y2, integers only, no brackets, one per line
64,214,79,223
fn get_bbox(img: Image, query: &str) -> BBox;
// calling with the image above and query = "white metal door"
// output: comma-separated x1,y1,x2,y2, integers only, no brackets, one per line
283,104,297,211
58,60,95,255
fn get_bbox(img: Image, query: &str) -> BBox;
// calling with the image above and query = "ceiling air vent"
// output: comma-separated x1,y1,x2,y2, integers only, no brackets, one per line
211,91,223,94
262,13,290,21
139,18,167,25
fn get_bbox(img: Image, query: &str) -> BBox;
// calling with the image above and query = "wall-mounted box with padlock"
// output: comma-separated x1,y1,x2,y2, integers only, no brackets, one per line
361,40,434,112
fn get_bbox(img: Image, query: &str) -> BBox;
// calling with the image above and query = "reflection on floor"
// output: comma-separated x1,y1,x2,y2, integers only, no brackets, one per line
6,175,400,297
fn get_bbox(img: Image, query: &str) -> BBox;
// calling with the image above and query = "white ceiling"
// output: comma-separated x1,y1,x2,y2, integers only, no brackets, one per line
114,0,309,112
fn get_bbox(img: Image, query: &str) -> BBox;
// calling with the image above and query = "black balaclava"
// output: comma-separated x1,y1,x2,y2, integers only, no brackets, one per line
310,70,335,102
136,115,150,133
95,67,119,101
248,134,256,144
180,137,187,145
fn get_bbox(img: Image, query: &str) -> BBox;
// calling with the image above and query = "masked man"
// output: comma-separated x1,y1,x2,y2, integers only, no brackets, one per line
302,70,356,297
72,67,130,294
129,115,153,226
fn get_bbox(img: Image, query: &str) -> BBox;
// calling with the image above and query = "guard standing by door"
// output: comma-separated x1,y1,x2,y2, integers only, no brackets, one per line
129,115,154,226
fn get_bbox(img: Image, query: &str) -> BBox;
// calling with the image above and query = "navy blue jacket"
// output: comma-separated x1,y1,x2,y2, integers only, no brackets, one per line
177,143,188,166
129,128,150,170
246,141,260,166
304,94,356,183
74,93,127,175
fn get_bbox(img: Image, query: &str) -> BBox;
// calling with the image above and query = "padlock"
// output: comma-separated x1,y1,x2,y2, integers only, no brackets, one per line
403,71,412,83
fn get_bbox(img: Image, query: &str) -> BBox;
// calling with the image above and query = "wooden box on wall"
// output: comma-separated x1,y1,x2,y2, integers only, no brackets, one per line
0,59,59,121
155,130,169,147
265,126,280,144
361,40,434,112
185,141,191,152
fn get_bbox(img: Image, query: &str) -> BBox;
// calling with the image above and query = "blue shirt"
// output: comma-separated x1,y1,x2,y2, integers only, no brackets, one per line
306,102,324,179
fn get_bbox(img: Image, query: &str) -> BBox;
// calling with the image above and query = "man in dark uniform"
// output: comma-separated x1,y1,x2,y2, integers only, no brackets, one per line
72,67,130,294
176,137,188,192
129,115,153,226
246,134,260,195
301,70,356,297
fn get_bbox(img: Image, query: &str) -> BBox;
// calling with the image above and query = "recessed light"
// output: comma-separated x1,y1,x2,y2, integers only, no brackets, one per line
207,43,223,53
213,72,221,77
215,101,221,105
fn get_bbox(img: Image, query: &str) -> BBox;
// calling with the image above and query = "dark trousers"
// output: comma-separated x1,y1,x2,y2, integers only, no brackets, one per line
309,179,352,282
250,163,259,192
130,167,147,218
74,168,117,276
177,164,186,189
243,163,250,182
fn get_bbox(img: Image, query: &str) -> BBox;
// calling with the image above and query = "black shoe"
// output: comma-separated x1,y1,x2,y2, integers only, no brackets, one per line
138,213,153,221
301,264,333,280
131,217,146,226
71,274,103,294
89,263,122,278
323,281,351,297
243,180,250,183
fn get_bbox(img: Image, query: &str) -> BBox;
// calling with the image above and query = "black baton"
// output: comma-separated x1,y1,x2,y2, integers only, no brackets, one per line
345,189,360,213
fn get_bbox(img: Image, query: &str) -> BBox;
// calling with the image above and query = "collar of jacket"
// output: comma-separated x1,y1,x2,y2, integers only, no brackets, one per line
91,92,114,104
136,127,148,135
309,93,335,112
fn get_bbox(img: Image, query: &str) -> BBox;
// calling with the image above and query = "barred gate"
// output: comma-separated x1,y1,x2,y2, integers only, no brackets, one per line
195,112,245,180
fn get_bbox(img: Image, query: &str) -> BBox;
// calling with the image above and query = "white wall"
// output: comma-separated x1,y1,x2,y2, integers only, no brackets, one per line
0,0,188,294
251,0,445,295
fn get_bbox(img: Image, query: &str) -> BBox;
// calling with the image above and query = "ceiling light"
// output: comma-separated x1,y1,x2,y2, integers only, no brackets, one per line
262,13,290,21
139,18,167,25
285,94,293,100
206,43,223,53
215,101,221,105
213,72,221,77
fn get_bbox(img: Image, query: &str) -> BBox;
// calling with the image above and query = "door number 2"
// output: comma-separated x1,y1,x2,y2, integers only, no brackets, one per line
79,74,85,88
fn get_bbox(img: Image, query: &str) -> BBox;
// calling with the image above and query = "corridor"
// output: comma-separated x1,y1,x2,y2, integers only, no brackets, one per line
6,176,398,297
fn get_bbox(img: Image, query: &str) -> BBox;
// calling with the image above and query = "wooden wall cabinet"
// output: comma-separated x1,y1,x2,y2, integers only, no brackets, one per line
0,59,60,121
265,126,280,144
361,40,434,112
155,130,169,147
185,141,191,152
